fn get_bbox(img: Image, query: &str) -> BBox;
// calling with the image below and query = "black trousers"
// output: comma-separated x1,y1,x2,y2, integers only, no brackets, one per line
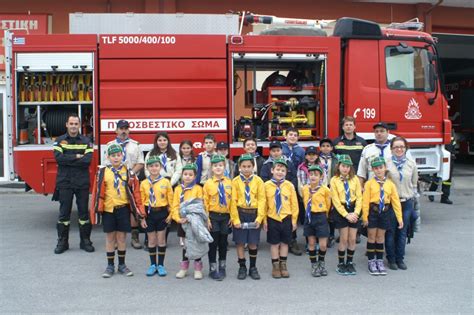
58,188,90,223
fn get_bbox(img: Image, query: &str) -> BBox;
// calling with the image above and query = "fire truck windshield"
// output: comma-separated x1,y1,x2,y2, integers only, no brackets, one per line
385,46,435,93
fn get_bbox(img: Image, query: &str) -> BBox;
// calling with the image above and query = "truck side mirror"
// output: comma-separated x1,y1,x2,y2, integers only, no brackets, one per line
396,42,415,54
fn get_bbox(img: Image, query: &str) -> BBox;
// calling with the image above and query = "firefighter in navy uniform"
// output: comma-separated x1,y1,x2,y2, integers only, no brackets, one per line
53,114,95,254
428,135,455,205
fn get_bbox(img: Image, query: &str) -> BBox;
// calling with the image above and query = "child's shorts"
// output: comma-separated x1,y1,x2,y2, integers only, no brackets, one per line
368,204,391,230
333,203,360,229
267,216,292,245
102,205,132,233
233,210,260,245
145,207,169,233
209,212,231,235
304,212,330,238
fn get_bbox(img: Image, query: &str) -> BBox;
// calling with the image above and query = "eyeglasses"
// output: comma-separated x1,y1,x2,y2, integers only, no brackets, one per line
392,146,406,150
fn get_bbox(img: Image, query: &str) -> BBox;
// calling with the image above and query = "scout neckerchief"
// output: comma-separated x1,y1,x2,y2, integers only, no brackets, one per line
319,153,331,178
216,177,227,207
116,137,130,162
375,141,390,157
375,176,386,213
392,155,407,182
340,175,351,208
147,175,162,212
180,182,195,204
271,178,285,215
160,152,168,172
287,143,294,161
111,165,126,196
306,183,321,223
240,173,253,207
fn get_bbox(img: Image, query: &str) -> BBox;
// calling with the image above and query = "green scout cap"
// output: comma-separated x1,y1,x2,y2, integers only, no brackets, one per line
337,154,353,166
107,144,122,156
238,153,254,164
308,164,324,174
272,158,288,168
146,155,162,166
371,156,386,167
211,154,226,164
182,163,198,171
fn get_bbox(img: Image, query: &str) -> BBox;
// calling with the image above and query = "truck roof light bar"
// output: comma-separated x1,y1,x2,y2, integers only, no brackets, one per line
387,18,424,31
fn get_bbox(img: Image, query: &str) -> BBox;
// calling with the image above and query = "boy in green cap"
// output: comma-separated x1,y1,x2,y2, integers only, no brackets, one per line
362,156,403,276
139,155,173,277
264,158,299,279
302,165,331,277
90,144,145,278
203,154,233,280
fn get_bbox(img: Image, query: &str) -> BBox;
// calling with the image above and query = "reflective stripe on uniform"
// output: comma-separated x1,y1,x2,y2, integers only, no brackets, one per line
61,144,89,150
84,148,94,154
53,146,63,152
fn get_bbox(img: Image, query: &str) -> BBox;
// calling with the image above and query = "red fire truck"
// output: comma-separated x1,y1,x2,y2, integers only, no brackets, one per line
4,13,452,194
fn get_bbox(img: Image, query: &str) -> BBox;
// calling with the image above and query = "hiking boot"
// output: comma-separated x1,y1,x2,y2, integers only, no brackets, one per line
237,265,247,280
440,197,453,205
176,261,189,279
157,265,167,276
209,263,221,281
311,262,321,277
280,261,289,278
118,264,134,277
289,240,303,256
428,195,434,202
346,262,357,275
131,229,142,249
319,261,328,276
194,260,203,280
102,265,114,278
249,267,261,280
327,236,335,248
336,263,347,275
218,260,227,279
146,264,157,276
79,223,95,253
388,261,398,270
368,259,379,275
272,262,281,279
54,223,69,254
396,260,407,270
376,259,387,276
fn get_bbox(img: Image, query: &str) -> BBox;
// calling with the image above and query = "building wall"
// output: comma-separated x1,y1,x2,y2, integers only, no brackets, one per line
2,0,473,34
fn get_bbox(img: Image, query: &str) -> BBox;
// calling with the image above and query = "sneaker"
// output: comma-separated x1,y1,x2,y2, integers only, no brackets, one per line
428,195,434,202
193,261,203,280
157,265,167,276
279,261,289,278
440,198,453,205
102,265,114,278
376,259,387,276
146,264,157,276
249,266,261,280
336,263,347,275
319,261,328,276
388,261,398,270
396,260,407,270
311,262,321,277
209,263,221,281
118,264,134,277
346,262,357,275
218,260,227,279
368,260,379,276
237,265,247,280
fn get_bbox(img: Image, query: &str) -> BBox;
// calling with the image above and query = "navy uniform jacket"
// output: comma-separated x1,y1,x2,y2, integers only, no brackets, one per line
53,133,94,189
333,134,367,172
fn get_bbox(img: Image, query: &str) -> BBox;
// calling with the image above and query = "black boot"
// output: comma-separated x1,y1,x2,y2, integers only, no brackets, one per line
54,223,69,254
428,181,437,202
440,183,453,205
79,223,95,252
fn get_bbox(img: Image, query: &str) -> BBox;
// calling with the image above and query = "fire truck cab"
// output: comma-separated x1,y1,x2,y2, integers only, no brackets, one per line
4,13,451,194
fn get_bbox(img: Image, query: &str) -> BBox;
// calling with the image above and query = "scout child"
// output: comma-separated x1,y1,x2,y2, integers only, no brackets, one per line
140,155,173,277
203,154,233,281
230,154,266,280
282,127,306,168
90,144,145,278
302,165,331,277
297,146,319,197
362,156,403,276
216,141,235,179
196,134,216,185
234,138,265,176
329,154,362,276
171,163,205,280
264,158,299,279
